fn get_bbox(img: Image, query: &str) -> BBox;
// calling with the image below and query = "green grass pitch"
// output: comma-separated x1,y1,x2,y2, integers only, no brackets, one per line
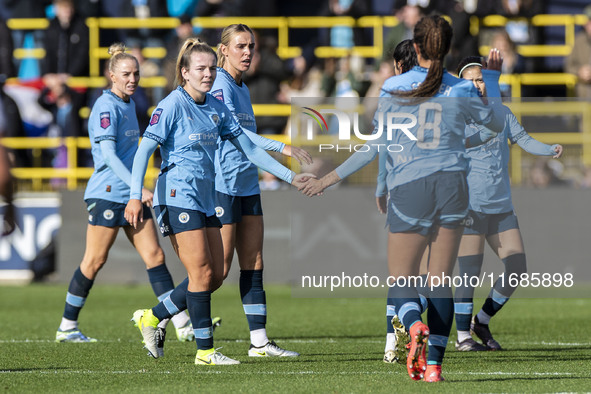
0,283,589,393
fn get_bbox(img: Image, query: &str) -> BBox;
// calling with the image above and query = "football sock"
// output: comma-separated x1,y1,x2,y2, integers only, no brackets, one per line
147,265,191,329
153,277,188,321
240,270,268,346
187,290,213,350
426,285,453,365
62,267,94,325
454,254,484,332
481,253,526,318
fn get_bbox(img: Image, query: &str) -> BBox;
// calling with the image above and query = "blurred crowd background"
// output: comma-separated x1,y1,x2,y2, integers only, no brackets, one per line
1,0,591,191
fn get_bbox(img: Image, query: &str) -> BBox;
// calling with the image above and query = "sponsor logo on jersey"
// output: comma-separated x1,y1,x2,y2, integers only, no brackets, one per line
150,108,163,126
100,112,111,129
212,89,224,102
215,206,224,217
106,185,111,193
178,212,190,223
170,189,176,197
103,209,114,220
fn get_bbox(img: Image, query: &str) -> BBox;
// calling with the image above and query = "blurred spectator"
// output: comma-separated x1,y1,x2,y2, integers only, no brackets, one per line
74,0,100,19
0,75,29,167
489,29,528,96
321,0,369,48
129,46,158,124
0,18,16,78
119,0,169,49
244,33,290,135
5,0,51,78
382,5,423,62
566,5,591,99
167,0,199,17
528,157,569,188
37,73,85,178
194,0,240,45
42,0,89,77
163,15,199,94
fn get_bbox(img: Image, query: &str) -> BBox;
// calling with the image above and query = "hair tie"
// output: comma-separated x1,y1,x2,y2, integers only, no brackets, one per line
458,62,483,78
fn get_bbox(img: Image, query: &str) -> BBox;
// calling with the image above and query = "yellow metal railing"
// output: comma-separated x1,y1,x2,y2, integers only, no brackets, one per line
2,100,589,190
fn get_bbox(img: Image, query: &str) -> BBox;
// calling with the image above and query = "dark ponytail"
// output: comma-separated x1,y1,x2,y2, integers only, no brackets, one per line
397,15,452,98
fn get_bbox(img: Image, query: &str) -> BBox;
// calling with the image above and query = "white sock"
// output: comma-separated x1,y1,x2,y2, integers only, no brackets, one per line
385,333,396,352
250,328,269,347
457,330,472,343
476,310,491,325
171,311,191,329
59,318,77,331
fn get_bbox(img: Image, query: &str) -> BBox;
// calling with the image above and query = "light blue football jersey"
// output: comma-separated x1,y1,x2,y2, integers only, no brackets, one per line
212,67,271,196
377,66,495,189
84,90,140,203
465,105,554,213
143,86,242,216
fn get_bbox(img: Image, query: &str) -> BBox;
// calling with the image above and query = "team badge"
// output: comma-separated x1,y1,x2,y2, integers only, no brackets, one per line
103,209,114,220
178,212,190,223
212,89,224,102
150,108,163,126
211,114,219,125
100,112,110,129
215,206,224,217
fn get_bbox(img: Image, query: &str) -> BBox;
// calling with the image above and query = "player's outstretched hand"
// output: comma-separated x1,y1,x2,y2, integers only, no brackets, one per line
283,145,313,165
141,187,154,208
552,144,563,159
291,173,316,189
300,178,326,197
125,199,143,229
376,195,387,214
486,48,503,72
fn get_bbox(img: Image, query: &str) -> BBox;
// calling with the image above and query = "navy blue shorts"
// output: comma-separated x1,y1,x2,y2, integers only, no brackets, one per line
154,205,222,237
387,171,469,236
463,210,520,235
214,192,263,225
86,199,152,227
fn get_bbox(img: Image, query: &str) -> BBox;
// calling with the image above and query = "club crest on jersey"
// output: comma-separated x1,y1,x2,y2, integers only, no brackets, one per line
100,112,110,129
103,209,114,220
178,212,190,223
215,206,224,217
211,114,219,125
150,108,163,126
212,89,224,102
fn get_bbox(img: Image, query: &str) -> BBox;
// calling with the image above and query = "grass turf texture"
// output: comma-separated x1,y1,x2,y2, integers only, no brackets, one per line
0,284,589,393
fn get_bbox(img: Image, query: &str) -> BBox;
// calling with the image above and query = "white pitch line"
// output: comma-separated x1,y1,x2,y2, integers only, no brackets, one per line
1,339,590,346
0,370,578,377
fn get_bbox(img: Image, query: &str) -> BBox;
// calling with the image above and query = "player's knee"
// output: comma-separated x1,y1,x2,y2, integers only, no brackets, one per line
81,254,108,275
143,247,165,268
503,253,527,277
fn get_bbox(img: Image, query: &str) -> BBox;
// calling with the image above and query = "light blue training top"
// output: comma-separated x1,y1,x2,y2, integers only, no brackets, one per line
129,87,294,216
338,66,504,189
211,67,285,196
84,90,140,204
